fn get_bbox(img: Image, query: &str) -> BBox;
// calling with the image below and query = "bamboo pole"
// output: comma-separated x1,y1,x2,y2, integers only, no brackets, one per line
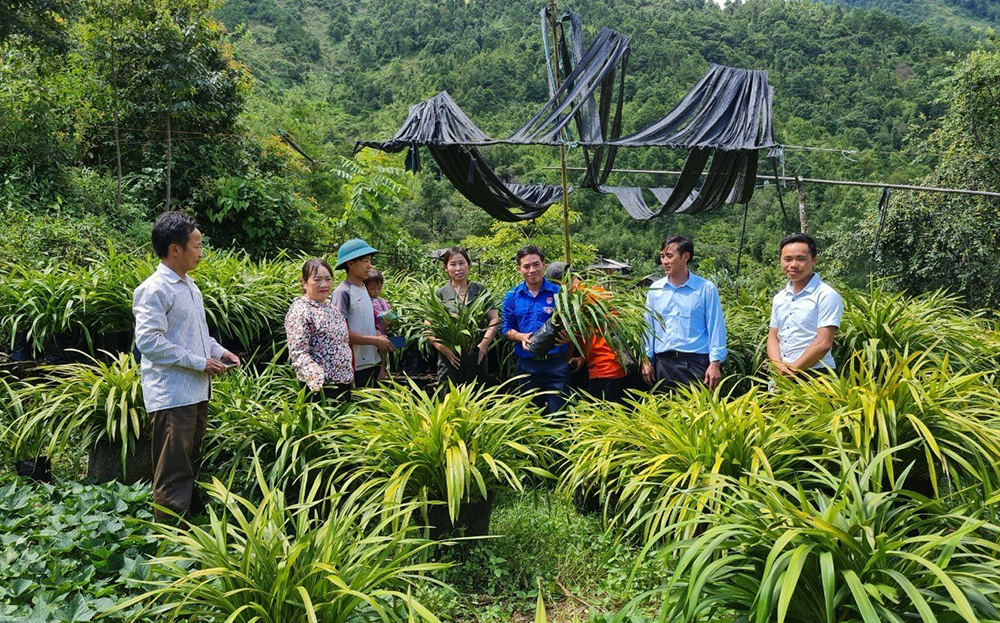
548,165,1000,199
795,176,808,233
547,0,572,266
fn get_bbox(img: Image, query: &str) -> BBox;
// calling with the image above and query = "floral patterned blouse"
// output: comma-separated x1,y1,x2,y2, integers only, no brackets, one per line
284,296,354,391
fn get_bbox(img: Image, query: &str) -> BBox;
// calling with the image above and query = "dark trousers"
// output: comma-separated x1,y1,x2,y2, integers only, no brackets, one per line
515,357,570,416
354,366,380,388
151,401,208,522
653,352,710,392
589,376,627,402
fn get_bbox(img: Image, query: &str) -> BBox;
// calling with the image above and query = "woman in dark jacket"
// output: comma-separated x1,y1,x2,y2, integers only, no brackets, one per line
428,247,500,386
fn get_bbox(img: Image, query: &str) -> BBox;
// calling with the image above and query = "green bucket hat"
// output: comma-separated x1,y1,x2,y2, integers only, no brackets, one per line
335,238,379,270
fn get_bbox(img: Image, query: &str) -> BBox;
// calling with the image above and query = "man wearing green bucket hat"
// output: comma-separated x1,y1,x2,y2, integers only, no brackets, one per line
332,239,394,387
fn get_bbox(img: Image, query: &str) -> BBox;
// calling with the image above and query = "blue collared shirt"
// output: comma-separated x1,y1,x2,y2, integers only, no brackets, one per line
769,273,843,370
644,271,727,362
501,279,568,359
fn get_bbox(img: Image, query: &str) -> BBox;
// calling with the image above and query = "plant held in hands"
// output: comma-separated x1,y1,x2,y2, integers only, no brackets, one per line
531,274,653,367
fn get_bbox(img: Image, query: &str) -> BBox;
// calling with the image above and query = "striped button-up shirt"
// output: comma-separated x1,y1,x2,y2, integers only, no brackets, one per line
133,263,225,412
644,271,727,362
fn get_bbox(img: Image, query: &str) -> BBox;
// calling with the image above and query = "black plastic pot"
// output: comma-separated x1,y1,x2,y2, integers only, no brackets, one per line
95,331,134,356
528,318,560,356
457,352,480,383
87,435,154,485
426,492,494,540
10,331,31,362
15,456,52,483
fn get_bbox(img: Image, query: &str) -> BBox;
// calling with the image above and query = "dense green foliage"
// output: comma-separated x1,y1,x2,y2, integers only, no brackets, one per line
215,0,970,280
0,477,157,622
6,0,1000,304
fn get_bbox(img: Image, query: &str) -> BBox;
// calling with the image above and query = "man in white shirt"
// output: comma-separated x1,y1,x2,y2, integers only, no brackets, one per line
767,233,844,376
133,212,240,522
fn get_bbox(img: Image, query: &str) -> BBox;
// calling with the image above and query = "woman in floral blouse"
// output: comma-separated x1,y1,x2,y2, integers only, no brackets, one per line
284,258,354,404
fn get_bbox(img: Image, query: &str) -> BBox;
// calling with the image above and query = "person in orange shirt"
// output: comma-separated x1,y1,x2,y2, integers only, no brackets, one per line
546,263,629,403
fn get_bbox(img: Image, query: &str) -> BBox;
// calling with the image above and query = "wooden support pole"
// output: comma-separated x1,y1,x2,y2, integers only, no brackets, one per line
795,176,808,233
547,0,572,266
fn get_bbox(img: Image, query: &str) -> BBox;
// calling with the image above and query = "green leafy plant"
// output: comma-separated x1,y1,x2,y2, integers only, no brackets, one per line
0,263,92,356
110,459,448,623
559,386,828,544
394,278,495,357
344,380,556,524
836,283,1000,371
193,250,299,351
720,285,772,378
203,360,350,495
549,274,653,366
83,245,155,335
0,475,157,623
13,351,145,473
781,347,1000,496
651,448,1000,623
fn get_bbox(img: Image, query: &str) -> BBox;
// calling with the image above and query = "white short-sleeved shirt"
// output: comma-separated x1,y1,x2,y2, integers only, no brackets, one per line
769,273,843,370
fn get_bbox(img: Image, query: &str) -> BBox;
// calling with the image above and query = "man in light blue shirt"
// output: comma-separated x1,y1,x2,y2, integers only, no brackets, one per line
767,233,844,374
641,235,727,391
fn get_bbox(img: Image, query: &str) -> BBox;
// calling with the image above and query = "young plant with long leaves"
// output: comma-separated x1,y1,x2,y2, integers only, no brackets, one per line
108,459,448,623
549,274,653,366
559,385,829,543
779,346,1000,497
647,447,1000,623
344,380,556,524
13,351,144,472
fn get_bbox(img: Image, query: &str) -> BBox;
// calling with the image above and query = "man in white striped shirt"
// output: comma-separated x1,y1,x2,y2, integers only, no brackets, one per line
133,212,240,522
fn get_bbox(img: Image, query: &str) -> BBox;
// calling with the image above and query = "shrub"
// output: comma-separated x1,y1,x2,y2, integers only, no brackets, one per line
0,263,93,357
13,351,145,473
343,381,556,524
836,283,1000,371
203,361,348,495
392,276,496,358
110,462,448,623
559,386,829,544
193,250,300,352
655,450,1000,623
781,347,1000,497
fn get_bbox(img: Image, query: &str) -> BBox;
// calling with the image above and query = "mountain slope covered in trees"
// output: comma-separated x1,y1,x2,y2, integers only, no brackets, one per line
217,0,969,276
3,0,1000,306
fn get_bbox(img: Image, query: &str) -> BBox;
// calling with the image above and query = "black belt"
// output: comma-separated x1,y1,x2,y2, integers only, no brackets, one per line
656,350,703,359
522,353,563,361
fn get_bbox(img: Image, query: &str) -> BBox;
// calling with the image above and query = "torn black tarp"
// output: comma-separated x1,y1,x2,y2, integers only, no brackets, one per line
355,10,775,222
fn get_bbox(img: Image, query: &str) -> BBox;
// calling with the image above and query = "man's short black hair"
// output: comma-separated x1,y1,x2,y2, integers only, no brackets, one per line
515,244,545,265
779,233,817,257
152,211,198,258
661,235,694,261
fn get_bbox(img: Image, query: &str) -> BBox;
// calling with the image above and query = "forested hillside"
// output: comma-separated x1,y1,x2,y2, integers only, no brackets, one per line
3,0,1000,304
821,0,997,31
217,0,969,276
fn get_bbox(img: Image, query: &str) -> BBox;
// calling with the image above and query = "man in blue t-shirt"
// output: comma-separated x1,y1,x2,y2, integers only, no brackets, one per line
501,245,570,415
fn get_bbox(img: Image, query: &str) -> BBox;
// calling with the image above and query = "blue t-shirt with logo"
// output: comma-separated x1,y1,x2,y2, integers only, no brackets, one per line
500,279,568,359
